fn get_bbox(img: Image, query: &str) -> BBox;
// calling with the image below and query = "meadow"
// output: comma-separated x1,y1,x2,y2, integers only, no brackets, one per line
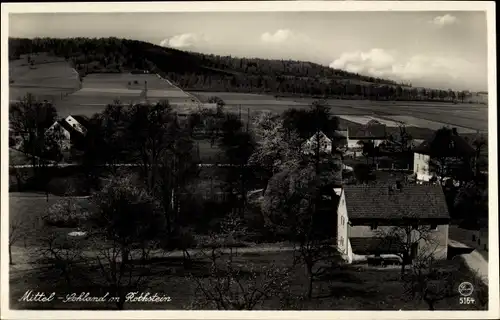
9,53,81,103
192,91,488,134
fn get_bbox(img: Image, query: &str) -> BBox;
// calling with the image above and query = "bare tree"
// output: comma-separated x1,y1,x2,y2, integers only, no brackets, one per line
9,216,29,265
189,214,291,310
403,253,456,310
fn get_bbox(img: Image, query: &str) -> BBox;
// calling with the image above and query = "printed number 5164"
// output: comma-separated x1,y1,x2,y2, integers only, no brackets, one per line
460,297,475,305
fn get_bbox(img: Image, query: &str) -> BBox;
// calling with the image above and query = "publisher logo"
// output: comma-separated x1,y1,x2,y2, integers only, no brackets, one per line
458,282,474,297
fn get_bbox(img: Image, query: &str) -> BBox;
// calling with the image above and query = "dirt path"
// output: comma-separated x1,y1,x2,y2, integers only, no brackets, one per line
9,243,296,277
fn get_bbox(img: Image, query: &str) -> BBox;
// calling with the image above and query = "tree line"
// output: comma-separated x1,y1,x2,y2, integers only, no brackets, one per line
9,37,473,102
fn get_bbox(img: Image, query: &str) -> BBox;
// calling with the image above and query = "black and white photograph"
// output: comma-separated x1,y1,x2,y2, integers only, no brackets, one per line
1,1,498,318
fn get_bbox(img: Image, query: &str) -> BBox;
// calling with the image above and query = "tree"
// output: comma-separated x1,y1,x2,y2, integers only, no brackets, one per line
281,102,339,140
427,127,474,185
353,163,375,184
263,157,342,300
9,215,31,265
453,181,488,221
207,96,225,116
397,123,414,153
373,195,440,277
471,133,487,177
217,114,256,216
9,94,63,193
359,140,376,164
125,101,197,238
86,175,166,309
249,112,302,181
189,214,291,310
403,255,455,310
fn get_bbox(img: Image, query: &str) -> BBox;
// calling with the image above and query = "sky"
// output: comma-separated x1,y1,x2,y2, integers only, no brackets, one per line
9,11,489,91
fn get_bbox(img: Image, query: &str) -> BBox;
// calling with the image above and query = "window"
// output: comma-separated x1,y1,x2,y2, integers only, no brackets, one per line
340,216,345,226
370,223,378,230
430,224,438,231
416,164,419,172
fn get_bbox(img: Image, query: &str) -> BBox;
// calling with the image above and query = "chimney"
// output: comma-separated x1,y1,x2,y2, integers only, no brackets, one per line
452,127,458,135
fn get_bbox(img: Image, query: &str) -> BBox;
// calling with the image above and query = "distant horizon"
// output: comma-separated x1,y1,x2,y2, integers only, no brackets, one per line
9,11,489,92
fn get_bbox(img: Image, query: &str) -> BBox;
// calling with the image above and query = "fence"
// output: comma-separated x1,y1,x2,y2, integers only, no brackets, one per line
376,163,411,171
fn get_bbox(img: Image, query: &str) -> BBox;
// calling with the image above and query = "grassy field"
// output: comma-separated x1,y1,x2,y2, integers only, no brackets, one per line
9,249,487,310
9,53,81,102
191,91,488,133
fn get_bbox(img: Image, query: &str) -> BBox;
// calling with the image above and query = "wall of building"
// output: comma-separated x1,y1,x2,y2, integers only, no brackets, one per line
348,223,449,260
413,152,433,181
336,190,349,256
348,139,384,149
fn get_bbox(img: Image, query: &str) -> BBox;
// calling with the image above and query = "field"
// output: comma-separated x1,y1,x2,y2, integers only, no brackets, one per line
9,53,81,102
9,56,202,118
9,54,487,134
192,91,488,134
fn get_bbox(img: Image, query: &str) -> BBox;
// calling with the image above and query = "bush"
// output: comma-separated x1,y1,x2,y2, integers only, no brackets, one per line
43,199,89,228
47,175,88,196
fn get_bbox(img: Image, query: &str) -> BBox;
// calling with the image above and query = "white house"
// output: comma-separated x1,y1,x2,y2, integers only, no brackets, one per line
302,131,333,155
45,115,89,151
335,183,451,264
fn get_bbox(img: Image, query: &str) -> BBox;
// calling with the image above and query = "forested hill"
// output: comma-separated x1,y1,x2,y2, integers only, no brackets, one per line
9,37,472,102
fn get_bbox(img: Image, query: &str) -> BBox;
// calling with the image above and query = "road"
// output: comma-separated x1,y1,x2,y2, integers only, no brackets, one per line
449,239,488,286
9,243,296,277
9,163,251,169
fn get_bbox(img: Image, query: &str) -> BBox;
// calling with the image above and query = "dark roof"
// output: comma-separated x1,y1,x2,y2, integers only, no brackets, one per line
56,120,76,134
349,124,387,139
343,183,450,220
52,119,86,140
350,237,405,255
413,128,475,157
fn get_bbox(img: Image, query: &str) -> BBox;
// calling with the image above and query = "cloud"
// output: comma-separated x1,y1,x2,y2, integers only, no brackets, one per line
160,33,208,49
330,48,477,88
430,14,458,27
261,29,309,44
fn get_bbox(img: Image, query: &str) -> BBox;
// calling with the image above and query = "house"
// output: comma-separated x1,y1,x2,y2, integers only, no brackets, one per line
301,130,349,156
45,115,89,151
302,131,333,155
412,127,475,182
336,183,450,264
347,122,387,149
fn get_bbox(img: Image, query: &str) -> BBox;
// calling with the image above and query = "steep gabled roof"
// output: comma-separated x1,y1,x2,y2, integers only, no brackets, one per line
343,183,450,220
413,128,475,157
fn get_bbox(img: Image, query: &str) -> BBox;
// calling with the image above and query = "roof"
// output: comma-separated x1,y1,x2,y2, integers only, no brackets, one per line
332,130,348,138
69,115,90,127
413,128,475,157
348,124,387,139
350,237,405,255
343,183,450,220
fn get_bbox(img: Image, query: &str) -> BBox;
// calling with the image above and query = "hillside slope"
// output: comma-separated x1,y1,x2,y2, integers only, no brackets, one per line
9,37,477,103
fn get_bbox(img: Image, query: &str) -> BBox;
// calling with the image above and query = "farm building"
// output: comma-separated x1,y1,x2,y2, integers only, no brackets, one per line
336,183,450,264
45,115,89,151
412,127,475,182
346,121,388,149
